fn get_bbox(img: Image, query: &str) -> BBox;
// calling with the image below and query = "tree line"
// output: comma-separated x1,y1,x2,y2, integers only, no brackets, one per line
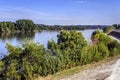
0,30,120,80
0,19,35,32
35,24,106,30
0,19,110,33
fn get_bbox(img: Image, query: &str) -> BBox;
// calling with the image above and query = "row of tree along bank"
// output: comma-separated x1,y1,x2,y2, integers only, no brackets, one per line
2,19,119,33
0,19,35,33
0,29,120,80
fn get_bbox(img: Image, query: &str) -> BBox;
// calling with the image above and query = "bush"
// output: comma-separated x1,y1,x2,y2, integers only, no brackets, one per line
0,30,120,79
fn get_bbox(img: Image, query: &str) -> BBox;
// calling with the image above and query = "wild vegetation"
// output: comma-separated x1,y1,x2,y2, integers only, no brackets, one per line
0,19,35,33
1,19,120,33
112,24,120,29
0,30,120,80
103,26,115,33
0,19,108,33
35,24,104,30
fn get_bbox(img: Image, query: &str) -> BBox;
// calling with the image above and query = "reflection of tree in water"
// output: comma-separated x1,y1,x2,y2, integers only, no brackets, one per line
0,32,15,40
15,32,35,41
0,32,35,41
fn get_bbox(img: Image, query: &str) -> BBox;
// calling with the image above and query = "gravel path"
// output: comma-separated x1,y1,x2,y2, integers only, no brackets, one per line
59,60,118,80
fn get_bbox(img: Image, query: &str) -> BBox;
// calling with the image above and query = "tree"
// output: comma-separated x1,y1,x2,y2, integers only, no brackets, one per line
103,26,114,33
98,42,109,58
7,22,15,31
16,19,35,32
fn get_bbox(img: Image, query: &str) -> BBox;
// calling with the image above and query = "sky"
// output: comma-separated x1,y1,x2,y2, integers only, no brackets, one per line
0,0,120,25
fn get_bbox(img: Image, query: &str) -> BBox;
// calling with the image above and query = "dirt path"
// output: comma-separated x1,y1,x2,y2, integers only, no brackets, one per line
59,59,118,80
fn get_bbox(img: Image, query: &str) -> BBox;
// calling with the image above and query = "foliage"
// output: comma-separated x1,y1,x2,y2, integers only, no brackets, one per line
112,24,120,29
103,26,114,33
0,20,105,33
16,19,35,32
0,30,120,80
92,30,120,57
0,22,15,32
0,19,35,33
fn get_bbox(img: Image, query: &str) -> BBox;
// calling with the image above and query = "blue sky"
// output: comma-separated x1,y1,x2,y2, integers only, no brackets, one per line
0,0,120,25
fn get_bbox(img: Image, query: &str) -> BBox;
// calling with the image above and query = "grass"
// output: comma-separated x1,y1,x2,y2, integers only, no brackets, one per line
35,55,120,80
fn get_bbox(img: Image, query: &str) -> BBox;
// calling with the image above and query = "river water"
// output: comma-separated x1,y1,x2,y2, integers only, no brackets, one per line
0,29,95,57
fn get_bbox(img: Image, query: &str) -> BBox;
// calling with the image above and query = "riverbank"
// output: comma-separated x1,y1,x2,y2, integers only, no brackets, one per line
36,55,120,80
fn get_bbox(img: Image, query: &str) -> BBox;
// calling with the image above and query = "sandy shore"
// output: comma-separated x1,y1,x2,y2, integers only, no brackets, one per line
59,59,118,80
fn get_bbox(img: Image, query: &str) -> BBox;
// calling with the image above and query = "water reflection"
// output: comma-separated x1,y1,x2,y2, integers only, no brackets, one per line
15,32,35,42
0,32,35,41
0,32,15,41
0,31,58,56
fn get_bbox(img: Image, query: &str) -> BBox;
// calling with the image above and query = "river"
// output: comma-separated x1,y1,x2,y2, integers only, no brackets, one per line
0,29,95,57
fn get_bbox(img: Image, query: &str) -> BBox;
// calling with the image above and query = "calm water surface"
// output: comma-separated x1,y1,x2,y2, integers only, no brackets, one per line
0,29,95,57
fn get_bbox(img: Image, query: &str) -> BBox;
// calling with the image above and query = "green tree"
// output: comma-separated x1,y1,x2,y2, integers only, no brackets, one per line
103,26,114,33
16,19,35,32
